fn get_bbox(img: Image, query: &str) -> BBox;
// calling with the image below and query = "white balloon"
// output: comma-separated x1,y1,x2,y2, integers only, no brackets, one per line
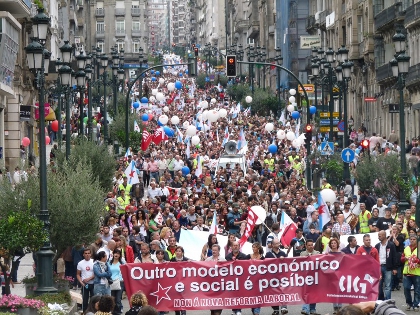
207,110,219,122
211,98,217,104
148,104,153,109
265,123,274,132
245,96,253,103
171,115,180,125
163,106,169,112
218,108,228,118
167,82,175,91
182,121,190,128
277,130,285,139
202,110,209,121
159,78,165,84
250,206,267,225
289,88,296,96
286,131,295,141
292,139,300,148
289,96,296,103
202,101,209,109
163,69,167,74
287,104,295,112
152,89,158,95
149,96,156,102
158,114,169,125
156,92,165,102
320,188,336,204
191,135,200,145
186,125,197,136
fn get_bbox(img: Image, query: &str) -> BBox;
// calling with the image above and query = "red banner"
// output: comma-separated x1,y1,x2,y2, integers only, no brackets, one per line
120,255,380,311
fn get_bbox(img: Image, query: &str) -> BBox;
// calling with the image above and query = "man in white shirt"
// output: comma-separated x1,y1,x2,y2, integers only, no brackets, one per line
350,195,361,216
373,198,388,217
173,155,184,172
148,181,163,198
158,181,170,197
77,248,95,312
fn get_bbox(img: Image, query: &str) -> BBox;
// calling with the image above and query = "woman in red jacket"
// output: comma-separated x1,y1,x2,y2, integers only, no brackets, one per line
118,235,135,263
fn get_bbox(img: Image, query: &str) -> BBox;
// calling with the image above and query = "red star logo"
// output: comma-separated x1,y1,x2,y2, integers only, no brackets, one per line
129,170,135,178
150,283,172,304
318,205,326,215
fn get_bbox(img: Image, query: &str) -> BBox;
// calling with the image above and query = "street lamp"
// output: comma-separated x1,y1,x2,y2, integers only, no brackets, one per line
275,47,283,108
100,53,109,143
390,29,410,213
76,52,87,136
25,9,56,294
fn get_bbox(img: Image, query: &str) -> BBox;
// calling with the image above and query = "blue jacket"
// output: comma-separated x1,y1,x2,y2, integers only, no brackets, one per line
93,261,112,284
227,211,242,233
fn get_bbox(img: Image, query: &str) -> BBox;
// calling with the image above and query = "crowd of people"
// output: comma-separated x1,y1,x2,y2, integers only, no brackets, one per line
25,55,420,315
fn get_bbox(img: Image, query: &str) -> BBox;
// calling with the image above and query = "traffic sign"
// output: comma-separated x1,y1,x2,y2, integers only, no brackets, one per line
341,148,355,163
298,84,315,93
337,120,345,132
320,126,339,132
320,119,339,126
320,112,339,118
321,142,334,156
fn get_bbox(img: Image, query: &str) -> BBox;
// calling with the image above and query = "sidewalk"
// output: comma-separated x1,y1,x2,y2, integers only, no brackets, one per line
10,252,34,297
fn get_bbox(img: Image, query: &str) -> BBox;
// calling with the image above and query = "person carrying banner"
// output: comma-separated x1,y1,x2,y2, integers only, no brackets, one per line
300,239,321,315
401,235,420,311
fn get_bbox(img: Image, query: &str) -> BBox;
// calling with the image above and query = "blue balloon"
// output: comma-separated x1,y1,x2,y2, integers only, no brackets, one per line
133,102,140,109
185,70,188,74
268,144,278,154
140,97,148,103
163,126,175,137
182,166,190,176
151,77,157,82
355,148,361,154
141,113,149,121
155,71,160,76
157,120,164,127
309,106,317,115
179,72,183,77
175,81,182,89
291,111,300,119
150,70,155,74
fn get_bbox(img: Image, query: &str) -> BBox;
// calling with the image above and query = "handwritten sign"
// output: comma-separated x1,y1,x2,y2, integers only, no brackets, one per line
300,36,321,49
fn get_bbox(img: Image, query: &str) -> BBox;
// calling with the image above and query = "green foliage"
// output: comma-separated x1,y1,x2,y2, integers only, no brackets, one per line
354,154,402,201
226,84,251,103
247,88,281,116
323,154,344,187
34,0,44,9
215,75,228,87
109,109,144,152
196,73,207,89
55,140,115,191
29,292,72,305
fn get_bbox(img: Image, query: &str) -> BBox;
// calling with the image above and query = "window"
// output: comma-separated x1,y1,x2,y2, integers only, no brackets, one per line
132,41,140,53
117,41,125,52
357,16,363,43
132,21,141,30
116,21,125,31
116,0,125,8
96,1,103,8
96,42,104,53
96,21,105,33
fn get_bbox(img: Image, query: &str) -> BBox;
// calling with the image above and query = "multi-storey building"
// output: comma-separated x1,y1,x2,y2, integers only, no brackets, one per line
88,0,149,63
148,0,169,51
169,0,193,48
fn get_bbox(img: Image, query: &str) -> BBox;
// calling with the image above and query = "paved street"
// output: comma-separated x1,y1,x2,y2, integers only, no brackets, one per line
12,254,409,314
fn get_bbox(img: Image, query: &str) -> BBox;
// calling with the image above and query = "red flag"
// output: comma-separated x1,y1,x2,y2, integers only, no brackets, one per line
141,130,153,151
270,61,276,70
152,128,168,145
279,211,298,247
238,208,258,248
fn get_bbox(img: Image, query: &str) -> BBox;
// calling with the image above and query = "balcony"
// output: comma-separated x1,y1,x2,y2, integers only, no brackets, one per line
376,63,394,83
306,15,317,32
77,17,84,26
405,2,420,28
115,8,125,16
0,0,31,18
406,64,420,88
95,30,105,39
95,8,105,17
235,19,248,30
115,29,126,37
374,3,402,32
248,20,260,39
131,7,140,16
319,10,330,26
132,29,141,37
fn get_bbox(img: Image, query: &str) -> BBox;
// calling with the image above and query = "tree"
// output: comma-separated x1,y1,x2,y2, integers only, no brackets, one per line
0,210,47,295
226,84,251,103
55,139,115,191
109,109,144,153
354,154,404,201
195,73,207,89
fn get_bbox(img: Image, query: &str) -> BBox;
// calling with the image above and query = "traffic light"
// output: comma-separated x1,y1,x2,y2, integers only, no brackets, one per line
226,55,237,77
305,124,313,147
361,139,369,150
188,57,197,77
194,47,199,57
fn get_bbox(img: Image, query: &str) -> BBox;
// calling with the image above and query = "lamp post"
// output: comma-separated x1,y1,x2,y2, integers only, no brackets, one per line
100,53,109,143
237,44,244,82
76,52,87,137
54,58,63,148
275,47,283,108
247,46,255,94
390,29,410,213
25,8,57,294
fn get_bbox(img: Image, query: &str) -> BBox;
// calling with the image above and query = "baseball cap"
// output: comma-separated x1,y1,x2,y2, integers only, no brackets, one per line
352,195,358,199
